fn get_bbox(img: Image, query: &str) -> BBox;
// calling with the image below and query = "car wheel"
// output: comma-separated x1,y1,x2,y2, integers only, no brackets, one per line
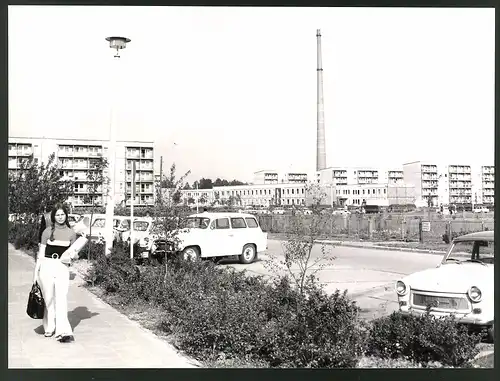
487,323,494,343
239,244,256,264
182,246,201,261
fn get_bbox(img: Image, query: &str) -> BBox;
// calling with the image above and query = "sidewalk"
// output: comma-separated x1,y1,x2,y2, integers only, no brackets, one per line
8,244,199,368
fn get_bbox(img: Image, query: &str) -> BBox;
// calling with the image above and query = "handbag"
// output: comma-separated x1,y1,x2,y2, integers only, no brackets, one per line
26,282,45,319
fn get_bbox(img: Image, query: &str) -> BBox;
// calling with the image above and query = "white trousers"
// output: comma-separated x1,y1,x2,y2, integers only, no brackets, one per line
38,258,73,336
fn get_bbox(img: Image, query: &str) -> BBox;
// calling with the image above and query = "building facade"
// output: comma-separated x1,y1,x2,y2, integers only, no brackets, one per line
8,137,155,207
402,161,439,206
480,165,495,206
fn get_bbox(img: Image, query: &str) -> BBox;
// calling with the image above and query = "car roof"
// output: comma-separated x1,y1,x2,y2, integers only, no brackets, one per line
453,230,494,242
189,212,258,219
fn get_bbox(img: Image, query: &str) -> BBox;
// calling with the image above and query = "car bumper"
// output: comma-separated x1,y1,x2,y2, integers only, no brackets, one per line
399,307,492,326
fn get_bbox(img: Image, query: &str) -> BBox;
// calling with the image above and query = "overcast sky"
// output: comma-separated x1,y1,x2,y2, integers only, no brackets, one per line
8,6,494,183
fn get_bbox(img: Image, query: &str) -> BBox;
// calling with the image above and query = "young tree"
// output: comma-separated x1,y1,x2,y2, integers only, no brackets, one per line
83,157,109,260
149,163,191,280
264,183,336,297
8,153,74,220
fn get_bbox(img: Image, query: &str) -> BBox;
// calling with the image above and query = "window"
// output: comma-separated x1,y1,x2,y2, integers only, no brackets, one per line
384,189,386,194
367,190,370,195
302,189,304,194
133,221,150,231
215,218,230,229
292,189,295,194
245,217,258,228
231,217,247,229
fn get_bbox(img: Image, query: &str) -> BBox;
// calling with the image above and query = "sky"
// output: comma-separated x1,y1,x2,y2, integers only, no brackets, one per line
8,6,495,184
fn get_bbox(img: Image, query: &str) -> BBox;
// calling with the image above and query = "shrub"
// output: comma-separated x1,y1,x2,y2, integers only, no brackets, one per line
365,311,484,367
85,242,140,293
8,221,39,256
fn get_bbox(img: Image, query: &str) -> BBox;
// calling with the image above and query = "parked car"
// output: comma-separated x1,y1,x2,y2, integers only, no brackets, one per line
68,213,82,228
138,212,268,264
473,207,490,213
332,209,351,216
72,213,104,234
82,215,129,243
395,230,494,342
120,218,153,245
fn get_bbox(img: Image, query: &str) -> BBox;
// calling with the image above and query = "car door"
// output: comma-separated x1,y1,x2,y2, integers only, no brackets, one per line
206,217,233,256
244,216,263,251
229,217,248,254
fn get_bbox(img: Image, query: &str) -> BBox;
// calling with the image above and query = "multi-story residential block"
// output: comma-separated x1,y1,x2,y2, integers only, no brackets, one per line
8,137,155,207
380,169,404,185
403,161,439,206
481,165,495,206
282,172,308,184
446,164,472,206
253,170,279,185
316,167,380,186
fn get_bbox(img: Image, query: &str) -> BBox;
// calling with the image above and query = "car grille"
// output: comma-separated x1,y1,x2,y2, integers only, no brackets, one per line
412,292,469,311
154,240,174,253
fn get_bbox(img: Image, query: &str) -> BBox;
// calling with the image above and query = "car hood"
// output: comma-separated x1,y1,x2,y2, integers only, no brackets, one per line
403,263,494,293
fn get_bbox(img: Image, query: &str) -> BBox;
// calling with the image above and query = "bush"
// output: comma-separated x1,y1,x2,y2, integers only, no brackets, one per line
365,311,484,367
8,221,39,256
88,249,365,368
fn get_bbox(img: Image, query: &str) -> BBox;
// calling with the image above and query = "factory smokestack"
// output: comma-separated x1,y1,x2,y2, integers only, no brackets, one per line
316,29,326,171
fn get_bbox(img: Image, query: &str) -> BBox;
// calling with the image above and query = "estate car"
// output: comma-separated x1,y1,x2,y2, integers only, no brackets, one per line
137,212,268,264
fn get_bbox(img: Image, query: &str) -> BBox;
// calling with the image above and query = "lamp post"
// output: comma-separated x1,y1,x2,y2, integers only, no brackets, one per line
104,36,131,257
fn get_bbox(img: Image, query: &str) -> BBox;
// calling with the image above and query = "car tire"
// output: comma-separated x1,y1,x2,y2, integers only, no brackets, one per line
487,323,494,343
182,246,201,261
239,244,257,264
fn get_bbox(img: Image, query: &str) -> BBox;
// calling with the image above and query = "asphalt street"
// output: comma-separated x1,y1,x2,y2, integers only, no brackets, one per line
220,239,444,320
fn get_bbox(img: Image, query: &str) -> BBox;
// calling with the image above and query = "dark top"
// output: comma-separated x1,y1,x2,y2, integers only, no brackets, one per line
41,225,77,258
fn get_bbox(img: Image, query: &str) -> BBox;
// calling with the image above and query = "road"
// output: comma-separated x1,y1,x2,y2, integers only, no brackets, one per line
219,239,444,320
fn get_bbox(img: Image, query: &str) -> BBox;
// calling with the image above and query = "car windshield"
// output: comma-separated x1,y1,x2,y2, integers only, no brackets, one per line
185,217,210,229
133,221,150,231
444,240,494,265
92,219,106,228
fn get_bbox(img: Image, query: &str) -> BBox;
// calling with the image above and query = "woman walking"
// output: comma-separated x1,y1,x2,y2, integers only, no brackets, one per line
33,203,78,343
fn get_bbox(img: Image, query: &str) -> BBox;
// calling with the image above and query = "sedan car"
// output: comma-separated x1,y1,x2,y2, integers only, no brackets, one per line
395,231,494,342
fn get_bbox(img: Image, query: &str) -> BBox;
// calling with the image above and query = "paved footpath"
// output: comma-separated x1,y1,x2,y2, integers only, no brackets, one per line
8,244,199,368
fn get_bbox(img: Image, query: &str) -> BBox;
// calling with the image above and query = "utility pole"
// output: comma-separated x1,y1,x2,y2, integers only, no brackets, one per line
159,155,163,206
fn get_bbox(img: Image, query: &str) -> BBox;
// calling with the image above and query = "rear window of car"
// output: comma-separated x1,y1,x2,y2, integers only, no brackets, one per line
230,217,247,229
215,218,230,229
245,217,258,228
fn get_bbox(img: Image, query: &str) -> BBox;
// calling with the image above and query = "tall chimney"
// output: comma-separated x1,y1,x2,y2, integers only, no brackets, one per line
316,29,326,171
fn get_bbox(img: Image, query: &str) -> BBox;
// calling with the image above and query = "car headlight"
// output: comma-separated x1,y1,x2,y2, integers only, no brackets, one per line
468,286,482,302
395,280,408,296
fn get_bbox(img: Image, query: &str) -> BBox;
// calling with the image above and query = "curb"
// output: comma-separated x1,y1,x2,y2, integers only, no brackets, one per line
269,239,446,256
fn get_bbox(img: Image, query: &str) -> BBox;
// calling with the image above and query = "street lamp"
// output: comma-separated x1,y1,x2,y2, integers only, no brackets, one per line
104,36,131,257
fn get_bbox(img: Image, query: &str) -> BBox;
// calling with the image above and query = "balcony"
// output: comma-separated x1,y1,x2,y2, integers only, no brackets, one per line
139,164,154,171
73,150,90,157
140,152,154,160
126,150,141,158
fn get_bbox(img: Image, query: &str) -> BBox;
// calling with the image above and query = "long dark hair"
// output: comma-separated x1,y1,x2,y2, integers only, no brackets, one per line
49,203,71,241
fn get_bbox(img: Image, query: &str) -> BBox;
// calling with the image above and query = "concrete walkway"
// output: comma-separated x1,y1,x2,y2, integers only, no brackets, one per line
8,244,199,368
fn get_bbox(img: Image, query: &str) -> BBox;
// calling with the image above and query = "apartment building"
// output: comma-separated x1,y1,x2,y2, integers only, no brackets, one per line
316,167,380,186
481,165,495,206
380,169,404,185
8,137,155,207
403,161,439,206
253,170,279,184
253,170,308,185
446,164,472,206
